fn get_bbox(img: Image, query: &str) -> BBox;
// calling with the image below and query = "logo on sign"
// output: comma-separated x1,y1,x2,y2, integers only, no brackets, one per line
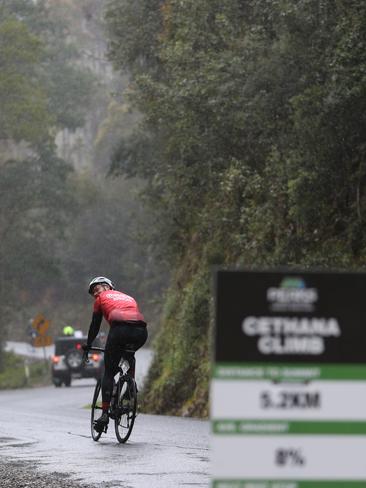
267,277,318,312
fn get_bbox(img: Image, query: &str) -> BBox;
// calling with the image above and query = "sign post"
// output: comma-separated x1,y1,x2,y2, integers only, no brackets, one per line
212,270,366,487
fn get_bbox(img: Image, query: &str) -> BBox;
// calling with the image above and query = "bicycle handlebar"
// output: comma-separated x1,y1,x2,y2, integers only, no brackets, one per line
87,346,105,353
81,346,105,364
86,346,135,353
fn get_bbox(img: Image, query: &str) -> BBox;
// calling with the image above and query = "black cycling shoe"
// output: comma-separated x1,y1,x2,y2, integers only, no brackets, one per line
93,412,109,433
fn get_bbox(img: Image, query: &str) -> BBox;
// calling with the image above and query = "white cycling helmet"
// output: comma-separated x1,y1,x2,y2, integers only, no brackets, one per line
88,276,115,295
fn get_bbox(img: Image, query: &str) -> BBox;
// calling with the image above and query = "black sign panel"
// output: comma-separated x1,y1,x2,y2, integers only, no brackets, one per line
215,270,366,364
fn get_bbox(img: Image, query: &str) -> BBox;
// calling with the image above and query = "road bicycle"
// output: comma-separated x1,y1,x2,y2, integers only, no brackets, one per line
83,346,138,443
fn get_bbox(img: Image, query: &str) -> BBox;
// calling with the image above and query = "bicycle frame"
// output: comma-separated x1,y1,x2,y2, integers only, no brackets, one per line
85,345,138,443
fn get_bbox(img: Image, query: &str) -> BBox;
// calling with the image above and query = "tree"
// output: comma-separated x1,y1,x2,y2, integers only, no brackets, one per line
0,18,52,144
105,0,366,416
0,0,95,363
0,0,95,144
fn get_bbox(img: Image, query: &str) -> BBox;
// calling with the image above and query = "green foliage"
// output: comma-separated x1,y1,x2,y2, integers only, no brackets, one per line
0,152,76,326
0,18,52,143
0,1,147,343
56,175,168,329
105,0,366,417
0,1,108,344
141,267,210,416
45,63,95,131
0,0,95,144
105,0,163,76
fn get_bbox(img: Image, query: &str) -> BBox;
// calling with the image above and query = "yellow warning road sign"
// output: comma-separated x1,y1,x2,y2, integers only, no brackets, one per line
33,335,53,347
32,314,50,336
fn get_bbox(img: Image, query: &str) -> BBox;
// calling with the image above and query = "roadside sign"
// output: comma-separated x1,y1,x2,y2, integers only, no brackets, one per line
211,270,366,487
33,335,53,348
32,314,50,336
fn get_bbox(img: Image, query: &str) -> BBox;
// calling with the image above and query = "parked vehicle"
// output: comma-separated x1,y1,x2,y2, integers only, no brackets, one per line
51,336,104,387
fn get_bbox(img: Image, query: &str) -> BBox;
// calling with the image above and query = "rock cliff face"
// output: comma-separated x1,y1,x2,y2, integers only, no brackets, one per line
51,0,120,172
0,0,123,172
0,140,34,166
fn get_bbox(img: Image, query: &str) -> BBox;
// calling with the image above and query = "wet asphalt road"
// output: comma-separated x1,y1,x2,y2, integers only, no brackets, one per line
0,353,210,487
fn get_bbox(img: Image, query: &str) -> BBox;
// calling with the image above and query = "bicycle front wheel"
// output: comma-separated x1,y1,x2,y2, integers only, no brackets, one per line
91,379,103,441
114,376,137,443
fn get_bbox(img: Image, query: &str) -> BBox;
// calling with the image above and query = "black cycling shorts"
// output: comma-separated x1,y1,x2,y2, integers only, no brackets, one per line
104,321,148,374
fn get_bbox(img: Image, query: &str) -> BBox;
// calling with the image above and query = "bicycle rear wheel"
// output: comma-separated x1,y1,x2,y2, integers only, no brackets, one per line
114,376,137,443
91,379,103,441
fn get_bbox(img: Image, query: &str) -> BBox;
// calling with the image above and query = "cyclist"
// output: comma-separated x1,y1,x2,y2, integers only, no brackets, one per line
83,276,147,432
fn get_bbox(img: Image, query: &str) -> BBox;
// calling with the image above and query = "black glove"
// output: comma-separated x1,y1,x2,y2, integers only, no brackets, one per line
81,343,90,352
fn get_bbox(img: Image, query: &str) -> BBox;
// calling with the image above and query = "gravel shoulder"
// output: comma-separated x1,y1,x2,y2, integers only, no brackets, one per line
0,458,96,488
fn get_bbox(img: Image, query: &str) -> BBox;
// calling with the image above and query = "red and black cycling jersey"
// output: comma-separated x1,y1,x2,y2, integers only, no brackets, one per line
93,290,145,324
87,290,146,347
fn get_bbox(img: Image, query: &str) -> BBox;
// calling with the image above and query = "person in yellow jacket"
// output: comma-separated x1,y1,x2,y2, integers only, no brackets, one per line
63,325,75,336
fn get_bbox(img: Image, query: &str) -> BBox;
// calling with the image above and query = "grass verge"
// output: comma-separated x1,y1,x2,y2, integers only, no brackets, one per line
0,351,51,389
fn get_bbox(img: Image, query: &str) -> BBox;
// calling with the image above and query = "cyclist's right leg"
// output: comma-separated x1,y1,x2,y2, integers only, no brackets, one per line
116,323,148,380
107,322,147,393
94,329,122,431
